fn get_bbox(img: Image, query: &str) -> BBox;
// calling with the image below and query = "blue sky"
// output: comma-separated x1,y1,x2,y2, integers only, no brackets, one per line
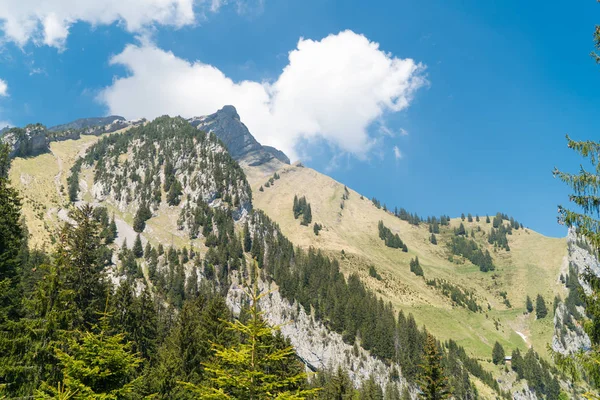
0,0,598,238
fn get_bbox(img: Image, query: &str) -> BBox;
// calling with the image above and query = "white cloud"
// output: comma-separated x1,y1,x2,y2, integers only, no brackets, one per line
99,30,426,160
393,146,402,160
0,0,208,48
0,79,7,96
399,128,409,136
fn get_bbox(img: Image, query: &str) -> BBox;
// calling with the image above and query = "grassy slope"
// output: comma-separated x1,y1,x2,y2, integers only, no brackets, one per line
245,161,567,365
10,135,567,382
8,135,102,248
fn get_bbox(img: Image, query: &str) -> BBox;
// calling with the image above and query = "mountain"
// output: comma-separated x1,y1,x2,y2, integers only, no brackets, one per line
48,115,126,132
4,108,588,399
188,105,290,166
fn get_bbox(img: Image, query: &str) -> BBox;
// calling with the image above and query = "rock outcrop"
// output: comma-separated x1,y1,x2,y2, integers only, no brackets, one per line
1,124,49,158
188,105,290,166
226,277,410,395
552,227,597,355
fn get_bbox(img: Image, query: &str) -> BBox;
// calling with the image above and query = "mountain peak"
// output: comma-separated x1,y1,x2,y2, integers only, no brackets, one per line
218,105,240,120
189,106,290,166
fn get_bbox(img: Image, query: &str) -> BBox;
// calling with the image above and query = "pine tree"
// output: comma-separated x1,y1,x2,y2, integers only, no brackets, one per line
526,295,533,313
535,295,547,319
35,315,143,399
430,233,437,245
178,285,317,399
418,333,450,399
302,204,312,226
511,348,524,379
492,341,505,365
0,143,27,394
108,217,118,244
133,234,143,258
0,143,23,323
359,375,384,399
485,215,490,223
243,222,252,252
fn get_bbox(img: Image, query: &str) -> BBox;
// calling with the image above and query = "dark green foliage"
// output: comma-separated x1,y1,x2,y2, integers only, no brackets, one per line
378,220,406,250
418,333,450,399
467,213,473,222
430,233,437,245
485,215,490,223
243,221,252,252
535,294,548,319
425,279,480,312
133,234,143,258
393,207,422,226
369,265,382,280
293,195,312,225
526,295,533,313
454,222,466,236
449,236,494,272
410,257,424,277
313,222,322,235
492,341,505,365
488,219,511,251
511,348,524,379
67,163,80,202
133,203,152,232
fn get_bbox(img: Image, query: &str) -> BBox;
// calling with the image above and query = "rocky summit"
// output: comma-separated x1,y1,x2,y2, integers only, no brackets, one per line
188,105,290,166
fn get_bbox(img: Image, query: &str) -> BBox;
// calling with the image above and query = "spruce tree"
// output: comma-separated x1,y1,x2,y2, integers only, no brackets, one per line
243,222,252,252
492,341,505,365
430,233,437,245
526,295,534,313
133,234,143,258
179,285,317,399
418,333,450,399
535,295,547,319
0,143,27,394
36,315,143,399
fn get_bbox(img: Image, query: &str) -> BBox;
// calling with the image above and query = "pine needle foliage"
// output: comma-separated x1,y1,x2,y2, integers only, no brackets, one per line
35,313,143,400
179,285,317,399
418,333,450,400
554,134,600,398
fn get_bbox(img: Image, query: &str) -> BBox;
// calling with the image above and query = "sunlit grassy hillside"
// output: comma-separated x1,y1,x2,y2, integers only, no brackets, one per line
245,160,567,367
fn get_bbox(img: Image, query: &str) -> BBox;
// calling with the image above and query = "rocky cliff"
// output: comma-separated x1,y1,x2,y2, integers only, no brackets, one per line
188,105,290,166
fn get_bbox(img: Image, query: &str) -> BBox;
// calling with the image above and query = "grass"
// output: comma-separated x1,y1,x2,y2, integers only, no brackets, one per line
9,135,568,395
246,161,567,369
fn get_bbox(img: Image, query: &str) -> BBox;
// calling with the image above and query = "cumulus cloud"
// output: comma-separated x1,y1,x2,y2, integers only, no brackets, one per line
0,79,7,96
393,146,402,160
99,30,426,160
0,0,213,48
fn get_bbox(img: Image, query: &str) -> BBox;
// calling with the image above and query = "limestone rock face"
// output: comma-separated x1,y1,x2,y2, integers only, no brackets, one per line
1,124,49,158
188,106,290,166
552,227,596,355
226,277,410,394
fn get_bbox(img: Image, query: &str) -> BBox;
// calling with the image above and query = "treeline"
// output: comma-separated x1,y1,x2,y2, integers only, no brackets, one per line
249,210,502,397
426,278,481,312
68,116,251,227
450,236,495,272
293,195,312,226
378,220,408,251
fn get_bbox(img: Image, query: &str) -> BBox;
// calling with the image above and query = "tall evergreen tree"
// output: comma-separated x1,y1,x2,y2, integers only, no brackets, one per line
133,234,144,258
179,286,316,399
418,333,450,399
243,222,252,252
492,342,505,365
35,315,143,399
526,295,534,313
535,295,547,319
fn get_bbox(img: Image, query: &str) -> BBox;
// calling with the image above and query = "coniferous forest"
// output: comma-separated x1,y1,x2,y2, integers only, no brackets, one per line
0,111,598,400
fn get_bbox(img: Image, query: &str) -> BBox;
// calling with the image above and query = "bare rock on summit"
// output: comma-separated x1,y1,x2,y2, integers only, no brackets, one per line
188,105,290,166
